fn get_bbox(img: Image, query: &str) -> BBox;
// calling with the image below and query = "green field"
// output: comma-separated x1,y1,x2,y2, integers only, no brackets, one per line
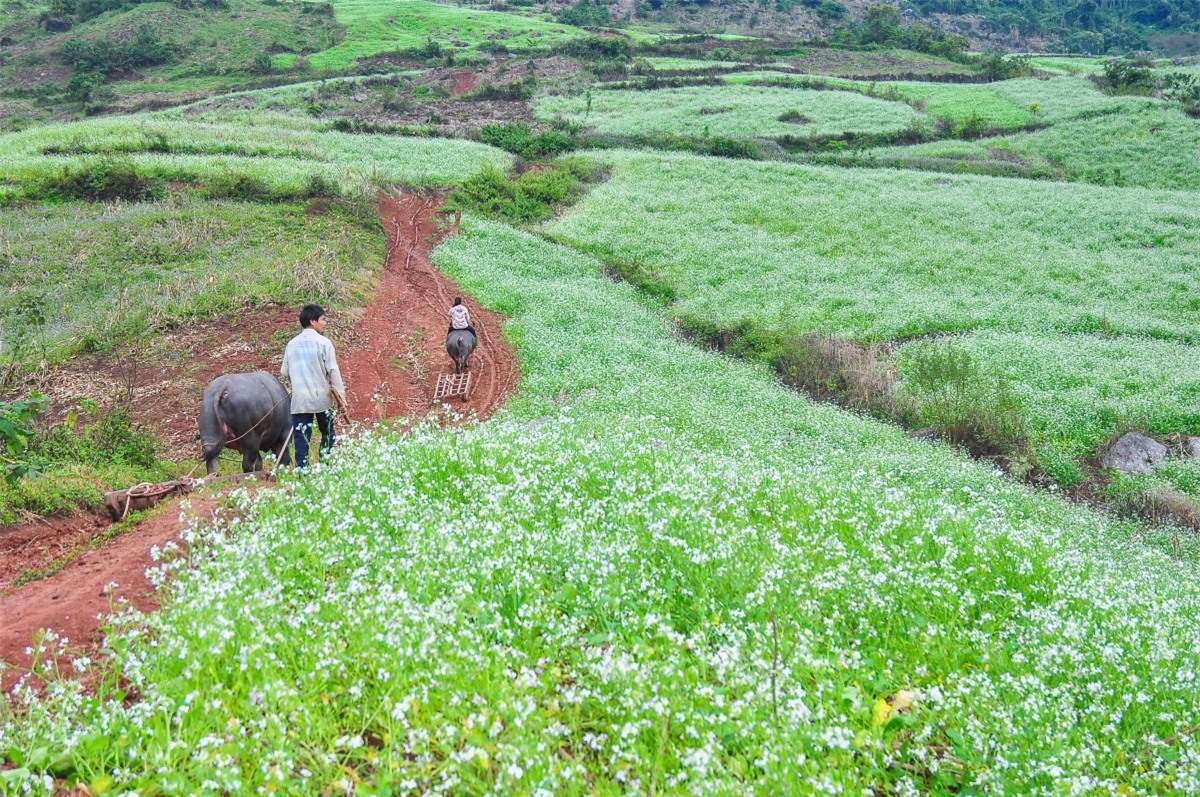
550,150,1200,344
304,0,583,70
0,115,512,195
536,85,921,140
547,149,1200,478
6,216,1200,793
860,100,1200,190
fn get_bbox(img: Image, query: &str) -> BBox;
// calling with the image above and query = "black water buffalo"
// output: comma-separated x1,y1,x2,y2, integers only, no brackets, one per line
446,329,476,374
199,371,292,475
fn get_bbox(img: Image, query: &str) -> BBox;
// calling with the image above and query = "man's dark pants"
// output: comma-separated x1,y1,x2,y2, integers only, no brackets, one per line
292,409,335,468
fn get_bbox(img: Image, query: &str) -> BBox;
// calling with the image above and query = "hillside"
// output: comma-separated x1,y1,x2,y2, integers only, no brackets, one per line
535,0,1200,54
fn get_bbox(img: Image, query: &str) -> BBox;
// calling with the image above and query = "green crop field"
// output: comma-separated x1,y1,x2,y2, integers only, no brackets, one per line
736,73,1136,130
550,150,1200,344
6,217,1200,794
304,0,583,70
0,115,512,195
536,85,921,140
859,100,1200,190
547,149,1200,480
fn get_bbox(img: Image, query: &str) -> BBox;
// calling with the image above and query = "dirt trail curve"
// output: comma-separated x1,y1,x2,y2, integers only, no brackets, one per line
0,192,518,692
340,191,518,423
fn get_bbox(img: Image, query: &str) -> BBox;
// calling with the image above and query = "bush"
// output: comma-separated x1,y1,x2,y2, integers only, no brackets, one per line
204,173,277,201
35,158,165,202
555,0,609,26
466,79,534,101
1162,72,1200,116
0,393,49,482
61,24,168,75
896,341,1028,459
975,52,1032,81
558,35,632,61
447,157,604,224
1099,58,1155,95
479,122,576,159
704,137,759,159
251,51,273,74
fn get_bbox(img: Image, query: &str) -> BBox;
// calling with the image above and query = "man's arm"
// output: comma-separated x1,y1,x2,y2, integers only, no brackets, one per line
323,339,348,411
279,343,290,382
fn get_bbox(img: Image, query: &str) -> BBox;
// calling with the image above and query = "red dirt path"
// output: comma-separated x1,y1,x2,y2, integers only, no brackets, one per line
0,193,518,692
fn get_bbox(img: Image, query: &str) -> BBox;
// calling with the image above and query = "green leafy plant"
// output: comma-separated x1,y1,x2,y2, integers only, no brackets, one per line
0,392,49,482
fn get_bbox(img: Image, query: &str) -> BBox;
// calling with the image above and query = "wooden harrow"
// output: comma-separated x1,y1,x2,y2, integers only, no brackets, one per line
433,371,472,402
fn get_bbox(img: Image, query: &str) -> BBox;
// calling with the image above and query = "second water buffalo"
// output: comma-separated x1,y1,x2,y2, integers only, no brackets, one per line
199,371,292,475
446,329,476,374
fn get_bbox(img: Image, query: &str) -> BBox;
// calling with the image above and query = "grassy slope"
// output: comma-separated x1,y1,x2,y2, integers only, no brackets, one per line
0,114,513,194
548,149,1200,468
862,100,1200,190
0,198,381,362
305,0,582,70
0,0,341,110
5,218,1200,793
536,85,921,140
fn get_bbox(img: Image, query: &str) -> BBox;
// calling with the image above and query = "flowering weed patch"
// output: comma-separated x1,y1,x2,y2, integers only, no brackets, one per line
5,220,1200,793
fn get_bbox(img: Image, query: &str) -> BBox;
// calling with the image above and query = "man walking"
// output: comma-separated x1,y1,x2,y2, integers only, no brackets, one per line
281,304,347,469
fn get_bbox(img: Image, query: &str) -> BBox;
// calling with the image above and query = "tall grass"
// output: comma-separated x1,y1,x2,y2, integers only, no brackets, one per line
0,199,381,364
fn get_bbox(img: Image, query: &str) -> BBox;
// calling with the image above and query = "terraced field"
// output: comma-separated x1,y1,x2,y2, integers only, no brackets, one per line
858,100,1200,189
547,149,1200,482
303,0,582,70
536,84,921,140
0,115,512,197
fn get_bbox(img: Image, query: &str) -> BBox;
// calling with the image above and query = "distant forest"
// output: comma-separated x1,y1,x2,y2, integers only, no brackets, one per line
907,0,1200,53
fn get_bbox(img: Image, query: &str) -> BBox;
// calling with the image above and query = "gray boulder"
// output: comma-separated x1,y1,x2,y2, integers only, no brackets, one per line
1185,436,1200,459
1101,432,1167,474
